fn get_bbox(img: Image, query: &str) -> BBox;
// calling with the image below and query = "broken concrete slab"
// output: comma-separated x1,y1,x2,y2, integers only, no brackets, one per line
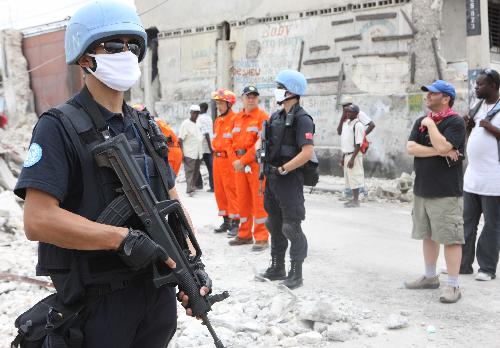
298,300,347,324
0,191,22,219
0,157,16,191
386,313,409,329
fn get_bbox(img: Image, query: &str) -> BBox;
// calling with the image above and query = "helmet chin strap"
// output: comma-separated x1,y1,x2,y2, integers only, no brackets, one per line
219,102,231,116
277,93,298,106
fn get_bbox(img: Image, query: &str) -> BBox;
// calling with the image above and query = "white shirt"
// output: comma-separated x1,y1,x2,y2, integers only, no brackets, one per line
341,118,365,154
178,119,202,159
197,113,213,154
464,101,500,195
358,111,372,126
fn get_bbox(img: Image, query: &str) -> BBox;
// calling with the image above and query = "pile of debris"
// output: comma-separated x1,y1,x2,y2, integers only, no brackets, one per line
0,125,31,236
370,172,415,203
169,286,385,347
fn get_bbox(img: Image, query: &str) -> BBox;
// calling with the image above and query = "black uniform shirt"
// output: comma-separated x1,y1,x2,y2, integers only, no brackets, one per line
15,95,175,204
408,115,465,198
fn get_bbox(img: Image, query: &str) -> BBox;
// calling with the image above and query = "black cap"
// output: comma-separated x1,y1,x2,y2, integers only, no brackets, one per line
242,85,259,96
345,104,360,114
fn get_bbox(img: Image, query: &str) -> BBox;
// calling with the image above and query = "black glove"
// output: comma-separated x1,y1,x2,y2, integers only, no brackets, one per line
117,229,168,271
193,260,212,293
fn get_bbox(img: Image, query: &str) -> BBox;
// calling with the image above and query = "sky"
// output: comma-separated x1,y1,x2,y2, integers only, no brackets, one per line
0,0,136,30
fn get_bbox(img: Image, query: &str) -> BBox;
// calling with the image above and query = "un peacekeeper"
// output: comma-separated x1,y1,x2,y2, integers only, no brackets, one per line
258,70,315,289
13,1,209,347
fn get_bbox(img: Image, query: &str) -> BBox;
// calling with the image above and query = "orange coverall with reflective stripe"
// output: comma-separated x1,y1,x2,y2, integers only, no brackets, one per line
231,107,269,242
212,110,239,219
156,119,183,176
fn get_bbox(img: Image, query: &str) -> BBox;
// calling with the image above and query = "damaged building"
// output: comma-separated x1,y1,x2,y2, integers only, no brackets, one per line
135,0,495,177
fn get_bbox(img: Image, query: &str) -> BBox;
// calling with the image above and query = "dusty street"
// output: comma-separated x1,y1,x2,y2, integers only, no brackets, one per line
1,180,500,347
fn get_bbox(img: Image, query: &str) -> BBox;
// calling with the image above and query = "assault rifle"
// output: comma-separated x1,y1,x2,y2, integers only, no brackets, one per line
92,133,228,348
257,120,270,194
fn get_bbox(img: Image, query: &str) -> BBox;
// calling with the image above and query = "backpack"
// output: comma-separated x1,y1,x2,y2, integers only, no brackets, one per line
353,121,369,154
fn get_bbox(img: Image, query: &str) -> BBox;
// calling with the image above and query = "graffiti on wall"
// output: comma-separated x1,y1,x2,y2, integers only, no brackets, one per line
359,19,397,37
232,23,303,94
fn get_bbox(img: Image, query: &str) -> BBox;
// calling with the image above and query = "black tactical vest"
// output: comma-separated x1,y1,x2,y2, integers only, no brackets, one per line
267,103,319,186
36,97,169,287
268,103,313,166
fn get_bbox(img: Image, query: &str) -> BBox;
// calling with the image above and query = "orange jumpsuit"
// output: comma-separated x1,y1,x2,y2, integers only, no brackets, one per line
212,110,239,219
231,107,269,242
156,119,183,176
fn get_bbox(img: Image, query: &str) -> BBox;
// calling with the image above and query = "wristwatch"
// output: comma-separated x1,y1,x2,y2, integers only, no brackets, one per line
279,166,288,175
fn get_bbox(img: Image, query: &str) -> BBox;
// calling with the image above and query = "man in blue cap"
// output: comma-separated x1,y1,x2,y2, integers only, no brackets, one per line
405,80,466,303
12,1,210,346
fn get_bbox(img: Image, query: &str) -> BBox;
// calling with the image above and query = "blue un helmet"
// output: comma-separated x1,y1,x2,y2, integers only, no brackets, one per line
65,0,147,64
275,70,308,96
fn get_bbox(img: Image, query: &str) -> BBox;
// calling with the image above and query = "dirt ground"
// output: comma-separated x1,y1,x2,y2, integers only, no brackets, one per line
1,181,499,347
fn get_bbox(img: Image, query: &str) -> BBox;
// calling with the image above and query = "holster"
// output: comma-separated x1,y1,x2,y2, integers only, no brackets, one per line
11,293,85,348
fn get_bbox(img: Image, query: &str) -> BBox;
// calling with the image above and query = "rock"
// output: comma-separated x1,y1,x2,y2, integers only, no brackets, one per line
269,295,292,319
296,331,323,345
313,321,328,333
426,325,436,334
397,172,413,194
269,326,284,339
0,157,16,191
288,319,312,334
0,191,22,219
279,324,296,337
279,337,299,347
386,314,409,329
324,324,352,342
298,300,347,324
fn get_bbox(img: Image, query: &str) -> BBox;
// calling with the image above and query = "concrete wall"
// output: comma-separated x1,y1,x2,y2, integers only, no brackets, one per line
136,0,481,178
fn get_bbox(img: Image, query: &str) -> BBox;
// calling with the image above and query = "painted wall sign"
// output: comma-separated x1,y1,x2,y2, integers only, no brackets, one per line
466,0,481,36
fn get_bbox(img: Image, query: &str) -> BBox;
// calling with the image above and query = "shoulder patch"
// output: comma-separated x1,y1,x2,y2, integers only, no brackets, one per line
24,143,43,168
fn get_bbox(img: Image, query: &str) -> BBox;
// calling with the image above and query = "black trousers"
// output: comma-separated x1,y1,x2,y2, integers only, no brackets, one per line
83,281,177,348
264,171,308,262
461,191,500,276
195,153,214,190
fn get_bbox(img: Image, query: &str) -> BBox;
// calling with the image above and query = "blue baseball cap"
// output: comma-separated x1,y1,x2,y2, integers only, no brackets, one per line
421,80,456,99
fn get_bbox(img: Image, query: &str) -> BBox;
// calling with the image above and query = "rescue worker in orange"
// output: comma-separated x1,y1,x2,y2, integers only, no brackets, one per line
211,89,240,237
156,118,183,176
132,104,183,176
228,86,270,251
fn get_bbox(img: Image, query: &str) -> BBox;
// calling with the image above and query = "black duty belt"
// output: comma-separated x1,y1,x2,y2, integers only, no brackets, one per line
215,151,228,158
235,149,247,156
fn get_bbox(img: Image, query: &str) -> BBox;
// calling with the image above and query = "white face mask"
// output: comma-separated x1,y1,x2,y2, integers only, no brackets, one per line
87,51,141,91
274,88,287,104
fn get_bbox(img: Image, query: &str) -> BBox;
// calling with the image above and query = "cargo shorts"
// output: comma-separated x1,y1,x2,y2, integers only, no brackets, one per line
411,195,464,245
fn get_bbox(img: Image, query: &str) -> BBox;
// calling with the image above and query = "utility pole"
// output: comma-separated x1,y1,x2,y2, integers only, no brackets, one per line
466,0,490,107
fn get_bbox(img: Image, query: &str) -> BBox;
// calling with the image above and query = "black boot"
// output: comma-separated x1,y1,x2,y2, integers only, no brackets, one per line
259,256,286,280
214,216,230,233
281,261,303,289
227,219,239,238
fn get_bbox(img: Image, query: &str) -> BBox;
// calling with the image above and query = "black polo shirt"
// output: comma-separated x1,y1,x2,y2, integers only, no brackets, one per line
15,94,175,204
408,115,466,198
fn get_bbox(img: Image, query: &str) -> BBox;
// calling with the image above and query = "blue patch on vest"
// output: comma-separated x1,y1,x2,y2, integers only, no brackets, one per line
24,143,43,168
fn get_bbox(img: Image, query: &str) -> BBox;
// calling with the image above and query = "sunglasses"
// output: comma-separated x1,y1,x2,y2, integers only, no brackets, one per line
97,39,141,56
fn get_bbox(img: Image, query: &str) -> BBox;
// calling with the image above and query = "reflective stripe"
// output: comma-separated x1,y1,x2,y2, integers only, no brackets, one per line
218,210,226,216
223,133,232,138
232,127,241,133
240,217,248,223
246,126,259,133
229,213,240,219
255,217,267,224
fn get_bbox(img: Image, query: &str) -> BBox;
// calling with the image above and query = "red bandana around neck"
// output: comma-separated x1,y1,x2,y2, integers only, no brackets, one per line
419,108,456,132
